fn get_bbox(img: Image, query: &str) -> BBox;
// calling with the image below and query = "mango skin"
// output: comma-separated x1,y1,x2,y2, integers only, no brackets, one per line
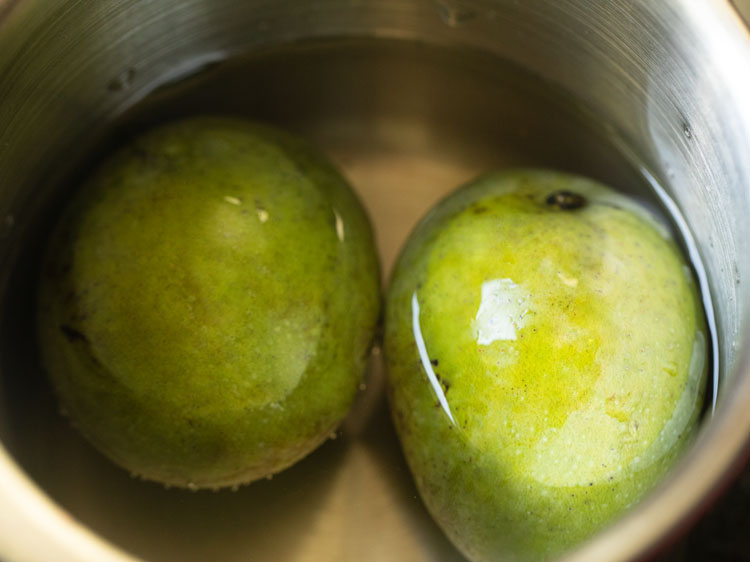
37,117,380,489
385,170,706,561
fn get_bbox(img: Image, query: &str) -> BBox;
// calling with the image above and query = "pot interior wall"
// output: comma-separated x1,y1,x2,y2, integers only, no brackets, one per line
0,2,748,562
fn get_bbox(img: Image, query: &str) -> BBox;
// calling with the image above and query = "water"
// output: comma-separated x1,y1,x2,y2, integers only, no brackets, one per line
102,38,671,274
1,37,716,562
112,37,716,406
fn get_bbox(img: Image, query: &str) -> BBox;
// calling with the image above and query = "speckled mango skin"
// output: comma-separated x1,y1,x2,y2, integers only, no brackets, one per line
37,117,380,489
385,170,706,561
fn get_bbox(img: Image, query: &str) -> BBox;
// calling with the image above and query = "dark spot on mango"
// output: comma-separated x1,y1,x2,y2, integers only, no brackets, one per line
60,324,87,343
545,190,587,210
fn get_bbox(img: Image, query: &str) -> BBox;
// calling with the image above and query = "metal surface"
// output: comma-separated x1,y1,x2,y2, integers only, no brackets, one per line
0,1,749,561
734,0,750,22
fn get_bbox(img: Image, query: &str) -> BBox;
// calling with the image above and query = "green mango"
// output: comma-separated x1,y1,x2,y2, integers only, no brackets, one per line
37,117,380,489
385,170,706,561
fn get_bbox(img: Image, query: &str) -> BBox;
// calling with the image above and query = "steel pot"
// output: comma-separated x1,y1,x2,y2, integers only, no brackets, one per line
0,1,748,561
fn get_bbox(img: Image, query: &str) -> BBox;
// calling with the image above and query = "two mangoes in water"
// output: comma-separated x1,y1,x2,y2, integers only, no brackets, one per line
37,117,706,560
